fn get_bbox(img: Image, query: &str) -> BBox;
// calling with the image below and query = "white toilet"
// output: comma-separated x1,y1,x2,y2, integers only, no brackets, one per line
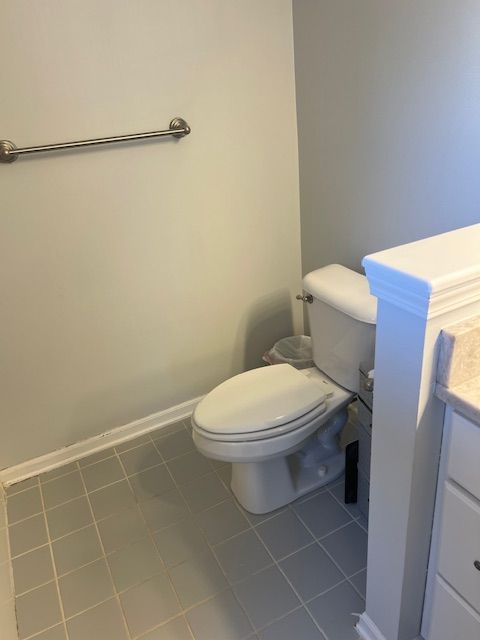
192,264,377,514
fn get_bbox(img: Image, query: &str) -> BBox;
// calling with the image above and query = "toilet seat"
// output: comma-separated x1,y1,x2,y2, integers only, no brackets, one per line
193,363,326,438
193,400,327,442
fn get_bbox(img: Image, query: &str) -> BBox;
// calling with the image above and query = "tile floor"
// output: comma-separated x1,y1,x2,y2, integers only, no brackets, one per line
5,420,368,640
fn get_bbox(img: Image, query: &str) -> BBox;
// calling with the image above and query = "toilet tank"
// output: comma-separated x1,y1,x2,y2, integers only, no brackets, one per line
303,264,377,392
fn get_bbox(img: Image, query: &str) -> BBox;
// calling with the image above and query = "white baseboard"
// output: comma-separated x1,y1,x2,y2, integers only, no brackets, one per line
356,614,424,640
356,614,388,640
0,396,203,487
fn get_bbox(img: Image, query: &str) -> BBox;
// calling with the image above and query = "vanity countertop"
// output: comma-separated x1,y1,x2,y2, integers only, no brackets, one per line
435,315,480,425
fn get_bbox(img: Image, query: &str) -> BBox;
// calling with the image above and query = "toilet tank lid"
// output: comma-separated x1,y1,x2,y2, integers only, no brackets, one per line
303,264,377,324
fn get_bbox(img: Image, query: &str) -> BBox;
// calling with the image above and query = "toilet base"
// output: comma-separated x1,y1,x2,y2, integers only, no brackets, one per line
231,448,345,514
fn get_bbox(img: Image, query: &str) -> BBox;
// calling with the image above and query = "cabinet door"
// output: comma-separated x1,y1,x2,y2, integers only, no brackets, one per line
428,577,480,640
438,483,480,613
448,412,480,501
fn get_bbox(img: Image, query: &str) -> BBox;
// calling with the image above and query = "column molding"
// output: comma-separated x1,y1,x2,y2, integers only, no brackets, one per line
357,223,480,640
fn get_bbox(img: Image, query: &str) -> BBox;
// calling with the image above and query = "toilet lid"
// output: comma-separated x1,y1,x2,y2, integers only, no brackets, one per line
193,364,326,435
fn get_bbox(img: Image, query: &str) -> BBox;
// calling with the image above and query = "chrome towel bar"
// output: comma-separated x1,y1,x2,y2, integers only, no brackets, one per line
0,117,191,163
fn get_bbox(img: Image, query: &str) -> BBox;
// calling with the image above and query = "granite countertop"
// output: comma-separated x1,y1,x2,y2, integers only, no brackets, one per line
435,315,480,424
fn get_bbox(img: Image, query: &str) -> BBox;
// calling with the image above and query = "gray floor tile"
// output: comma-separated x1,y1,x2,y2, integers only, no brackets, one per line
307,581,364,640
115,433,153,453
5,477,39,496
150,420,187,440
233,565,300,630
329,482,361,519
31,624,67,640
58,558,114,618
350,569,367,599
169,549,227,608
7,486,43,524
16,581,62,639
139,489,189,532
119,443,163,476
209,458,228,470
78,448,116,468
153,518,209,567
358,514,369,531
166,450,212,485
186,590,253,640
120,573,180,637
214,530,272,583
260,608,326,640
294,492,352,539
9,513,48,557
12,545,54,595
40,463,79,483
89,480,136,520
66,597,128,640
279,543,344,601
129,464,175,502
81,457,125,492
257,510,313,560
41,471,85,509
155,430,195,461
243,504,286,526
180,472,229,513
52,524,102,576
107,537,164,592
321,522,368,576
196,499,249,545
216,464,232,488
97,506,148,554
46,496,93,540
139,615,193,639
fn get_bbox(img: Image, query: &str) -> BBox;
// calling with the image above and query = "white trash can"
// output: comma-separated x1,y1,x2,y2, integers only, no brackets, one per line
263,335,313,369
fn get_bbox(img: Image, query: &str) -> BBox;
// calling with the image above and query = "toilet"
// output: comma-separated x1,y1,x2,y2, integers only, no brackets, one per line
192,264,377,514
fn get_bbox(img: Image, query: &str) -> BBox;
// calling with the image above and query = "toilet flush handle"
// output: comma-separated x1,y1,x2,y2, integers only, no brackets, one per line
296,293,313,303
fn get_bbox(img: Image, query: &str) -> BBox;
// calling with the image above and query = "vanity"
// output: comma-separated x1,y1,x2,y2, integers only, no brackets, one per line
355,223,480,640
422,318,480,639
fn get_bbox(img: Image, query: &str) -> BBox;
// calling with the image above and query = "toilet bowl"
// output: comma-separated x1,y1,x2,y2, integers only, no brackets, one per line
192,264,377,514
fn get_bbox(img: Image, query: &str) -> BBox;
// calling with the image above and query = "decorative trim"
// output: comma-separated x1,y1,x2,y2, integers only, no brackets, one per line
362,224,480,320
364,267,480,320
0,396,203,486
356,614,388,640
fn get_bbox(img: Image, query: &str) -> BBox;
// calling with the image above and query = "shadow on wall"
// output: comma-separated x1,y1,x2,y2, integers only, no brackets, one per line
231,288,297,374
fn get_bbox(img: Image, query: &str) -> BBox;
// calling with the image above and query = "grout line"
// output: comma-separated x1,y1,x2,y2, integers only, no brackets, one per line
327,484,363,520
2,418,189,495
148,435,211,640
150,431,277,639
115,444,194,640
294,502,367,603
38,476,69,640
2,497,18,640
315,518,359,542
8,421,366,640
346,567,367,600
38,460,81,484
203,454,360,637
246,515,329,637
77,460,132,639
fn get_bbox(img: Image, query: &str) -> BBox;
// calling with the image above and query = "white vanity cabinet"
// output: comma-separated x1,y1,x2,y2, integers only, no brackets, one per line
423,409,480,640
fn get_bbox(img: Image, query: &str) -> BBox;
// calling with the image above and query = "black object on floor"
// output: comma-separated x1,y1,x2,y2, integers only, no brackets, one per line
344,440,359,504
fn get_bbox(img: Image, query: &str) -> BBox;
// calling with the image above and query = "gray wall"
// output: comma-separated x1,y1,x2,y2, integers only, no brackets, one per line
0,1,302,468
293,0,480,275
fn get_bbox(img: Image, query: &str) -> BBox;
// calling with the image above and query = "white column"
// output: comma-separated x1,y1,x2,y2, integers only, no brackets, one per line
356,224,480,640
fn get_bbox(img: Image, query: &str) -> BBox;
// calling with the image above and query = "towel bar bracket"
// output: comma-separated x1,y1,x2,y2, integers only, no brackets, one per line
0,141,16,163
